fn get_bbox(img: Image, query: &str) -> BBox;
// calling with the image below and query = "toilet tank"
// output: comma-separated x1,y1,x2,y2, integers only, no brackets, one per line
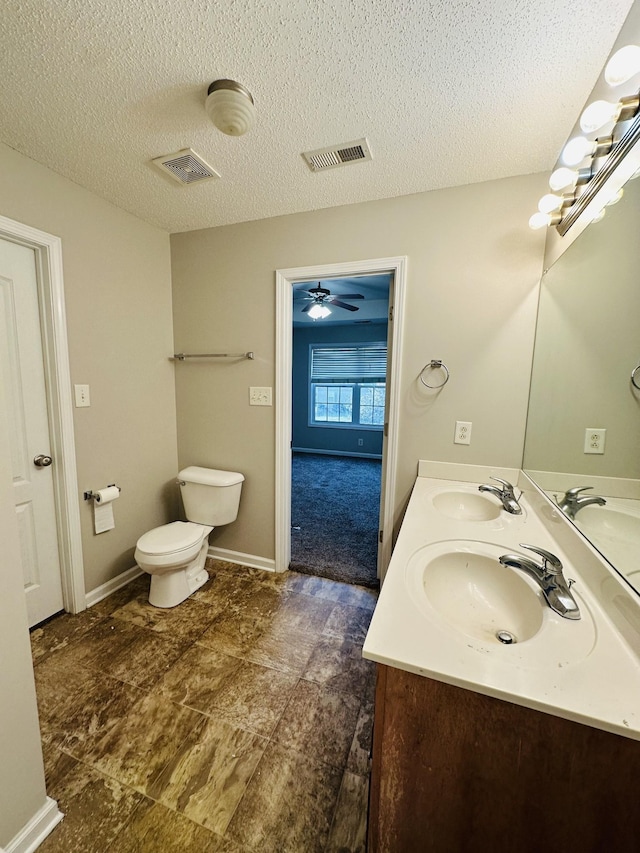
178,466,244,526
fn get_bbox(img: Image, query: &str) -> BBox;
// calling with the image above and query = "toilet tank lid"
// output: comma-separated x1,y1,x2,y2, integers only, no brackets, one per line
179,466,244,487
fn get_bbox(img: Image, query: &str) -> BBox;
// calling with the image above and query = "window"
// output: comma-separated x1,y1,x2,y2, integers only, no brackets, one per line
309,343,387,429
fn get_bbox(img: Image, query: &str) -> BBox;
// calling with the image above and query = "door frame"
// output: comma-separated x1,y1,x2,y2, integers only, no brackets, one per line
0,215,85,614
275,256,406,579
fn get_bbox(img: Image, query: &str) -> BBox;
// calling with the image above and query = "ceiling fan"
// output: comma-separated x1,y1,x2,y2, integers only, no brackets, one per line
300,283,364,314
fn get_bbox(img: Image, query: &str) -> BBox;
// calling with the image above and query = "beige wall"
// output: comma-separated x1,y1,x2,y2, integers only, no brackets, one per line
0,142,178,594
171,172,547,561
0,376,48,846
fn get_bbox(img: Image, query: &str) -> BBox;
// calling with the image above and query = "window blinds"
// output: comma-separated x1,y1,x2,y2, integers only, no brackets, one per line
310,343,387,380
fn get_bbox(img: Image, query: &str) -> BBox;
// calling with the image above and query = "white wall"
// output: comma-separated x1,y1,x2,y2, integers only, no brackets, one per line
171,172,547,560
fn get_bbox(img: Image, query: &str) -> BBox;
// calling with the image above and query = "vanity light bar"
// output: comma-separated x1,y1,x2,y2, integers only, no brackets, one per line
530,43,640,233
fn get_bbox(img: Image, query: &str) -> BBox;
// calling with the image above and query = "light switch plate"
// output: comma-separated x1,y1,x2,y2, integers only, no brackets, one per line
249,386,272,406
74,384,91,407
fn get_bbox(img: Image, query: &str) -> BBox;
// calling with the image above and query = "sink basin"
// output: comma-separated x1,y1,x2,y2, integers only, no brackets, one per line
405,540,597,664
575,505,640,542
432,490,502,521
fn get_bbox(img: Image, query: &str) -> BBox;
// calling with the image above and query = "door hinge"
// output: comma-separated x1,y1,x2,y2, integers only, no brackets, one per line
379,529,383,543
384,422,388,437
389,305,394,322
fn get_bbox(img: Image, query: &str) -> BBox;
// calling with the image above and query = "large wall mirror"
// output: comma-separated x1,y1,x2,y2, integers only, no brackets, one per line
523,156,640,595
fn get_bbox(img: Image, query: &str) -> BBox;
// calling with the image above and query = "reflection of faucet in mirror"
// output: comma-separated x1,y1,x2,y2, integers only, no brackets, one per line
499,544,581,620
478,477,522,515
555,487,606,520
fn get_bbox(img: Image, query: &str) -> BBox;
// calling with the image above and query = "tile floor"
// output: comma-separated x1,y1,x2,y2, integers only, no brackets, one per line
31,560,378,853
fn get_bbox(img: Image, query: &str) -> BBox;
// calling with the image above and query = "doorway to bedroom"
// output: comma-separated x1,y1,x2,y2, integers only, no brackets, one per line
289,273,391,588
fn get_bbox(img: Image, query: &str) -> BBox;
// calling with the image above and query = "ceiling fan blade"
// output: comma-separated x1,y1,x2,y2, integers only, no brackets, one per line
330,299,359,312
331,293,364,299
301,303,314,313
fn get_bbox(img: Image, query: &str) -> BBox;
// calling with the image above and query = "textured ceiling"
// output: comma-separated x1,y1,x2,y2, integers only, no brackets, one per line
0,0,634,233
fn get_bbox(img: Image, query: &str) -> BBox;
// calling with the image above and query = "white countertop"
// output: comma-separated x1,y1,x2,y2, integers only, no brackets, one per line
363,465,640,740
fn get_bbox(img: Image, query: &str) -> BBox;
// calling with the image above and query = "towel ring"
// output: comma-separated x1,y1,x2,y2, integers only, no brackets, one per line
420,359,450,389
632,365,640,390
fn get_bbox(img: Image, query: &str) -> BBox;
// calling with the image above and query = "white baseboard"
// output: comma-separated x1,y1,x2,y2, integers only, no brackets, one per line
292,447,382,460
208,546,277,573
85,565,143,608
5,797,63,853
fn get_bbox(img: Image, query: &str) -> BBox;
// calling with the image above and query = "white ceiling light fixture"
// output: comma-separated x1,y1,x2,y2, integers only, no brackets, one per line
205,79,256,136
308,304,332,320
579,95,639,133
605,45,640,86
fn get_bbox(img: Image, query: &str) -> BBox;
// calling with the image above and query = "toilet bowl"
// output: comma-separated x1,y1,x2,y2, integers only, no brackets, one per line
134,466,244,608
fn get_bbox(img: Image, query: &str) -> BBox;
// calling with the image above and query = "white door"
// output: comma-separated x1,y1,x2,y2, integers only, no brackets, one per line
0,238,64,627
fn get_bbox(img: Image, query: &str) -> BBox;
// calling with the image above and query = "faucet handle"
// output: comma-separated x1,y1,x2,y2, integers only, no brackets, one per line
490,476,515,493
519,543,563,575
563,486,593,498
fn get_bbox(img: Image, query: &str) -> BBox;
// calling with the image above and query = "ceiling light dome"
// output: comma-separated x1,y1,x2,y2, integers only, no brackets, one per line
205,79,256,136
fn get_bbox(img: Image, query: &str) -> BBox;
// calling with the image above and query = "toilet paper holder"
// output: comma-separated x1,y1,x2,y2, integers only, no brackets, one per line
84,484,121,501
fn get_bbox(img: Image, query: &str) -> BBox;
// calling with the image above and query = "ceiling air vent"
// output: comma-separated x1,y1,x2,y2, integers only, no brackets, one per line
302,138,372,172
152,148,220,185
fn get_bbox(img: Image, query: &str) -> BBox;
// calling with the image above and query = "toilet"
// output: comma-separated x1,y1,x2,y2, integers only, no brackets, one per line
134,466,244,608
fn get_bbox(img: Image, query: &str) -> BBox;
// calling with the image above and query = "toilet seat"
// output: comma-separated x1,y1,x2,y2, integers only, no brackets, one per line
136,521,206,557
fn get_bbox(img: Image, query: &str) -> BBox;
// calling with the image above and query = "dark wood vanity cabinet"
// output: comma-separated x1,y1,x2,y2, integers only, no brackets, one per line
368,664,640,853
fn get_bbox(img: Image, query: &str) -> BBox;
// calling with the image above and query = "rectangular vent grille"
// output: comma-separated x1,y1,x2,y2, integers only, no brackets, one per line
152,148,220,185
302,138,372,172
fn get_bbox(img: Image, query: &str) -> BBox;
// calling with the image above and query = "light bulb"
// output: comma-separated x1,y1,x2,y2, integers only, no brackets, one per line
538,193,564,213
549,167,578,191
580,100,621,133
308,304,331,320
605,187,624,206
529,211,552,230
561,136,595,166
605,44,640,86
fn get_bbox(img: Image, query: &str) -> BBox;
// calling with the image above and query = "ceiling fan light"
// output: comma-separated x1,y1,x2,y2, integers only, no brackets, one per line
205,79,256,136
308,304,331,320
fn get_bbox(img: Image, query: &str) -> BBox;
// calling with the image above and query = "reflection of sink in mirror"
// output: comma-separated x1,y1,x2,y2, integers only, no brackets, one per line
574,502,640,594
431,490,502,521
405,540,596,665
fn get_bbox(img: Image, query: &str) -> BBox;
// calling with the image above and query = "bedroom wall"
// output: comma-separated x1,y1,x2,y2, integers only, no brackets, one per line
292,322,388,457
171,171,547,563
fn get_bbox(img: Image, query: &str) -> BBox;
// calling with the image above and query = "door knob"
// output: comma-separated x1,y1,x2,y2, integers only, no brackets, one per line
34,454,53,468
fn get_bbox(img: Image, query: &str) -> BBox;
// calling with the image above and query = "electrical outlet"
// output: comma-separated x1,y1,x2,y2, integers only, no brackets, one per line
584,427,606,454
74,384,91,407
249,386,272,406
454,421,472,445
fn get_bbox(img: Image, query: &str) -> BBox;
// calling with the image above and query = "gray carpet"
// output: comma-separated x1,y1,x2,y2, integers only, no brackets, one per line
290,452,381,588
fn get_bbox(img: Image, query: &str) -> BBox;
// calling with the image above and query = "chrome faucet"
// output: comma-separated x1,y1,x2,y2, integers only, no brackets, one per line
555,487,606,520
478,477,522,515
499,544,580,620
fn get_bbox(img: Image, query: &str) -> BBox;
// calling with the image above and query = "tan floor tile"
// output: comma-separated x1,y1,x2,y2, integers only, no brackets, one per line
242,622,320,675
109,800,232,853
37,753,145,853
148,715,267,835
283,572,378,612
112,594,218,642
322,602,374,644
90,574,150,616
272,680,361,769
30,608,108,665
225,740,343,853
326,771,369,853
83,692,204,793
303,635,376,701
346,699,374,776
268,591,334,634
156,644,297,736
197,608,264,659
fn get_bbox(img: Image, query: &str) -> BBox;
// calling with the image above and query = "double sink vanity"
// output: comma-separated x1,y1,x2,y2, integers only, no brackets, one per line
363,461,640,852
